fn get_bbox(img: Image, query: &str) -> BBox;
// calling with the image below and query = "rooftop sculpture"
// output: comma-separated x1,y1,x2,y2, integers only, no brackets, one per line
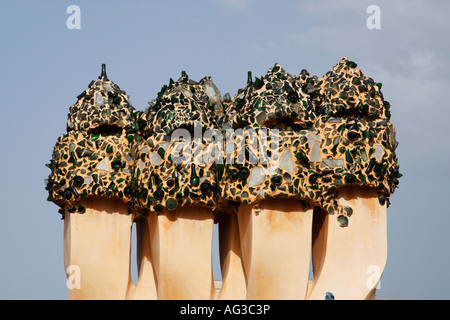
45,58,401,300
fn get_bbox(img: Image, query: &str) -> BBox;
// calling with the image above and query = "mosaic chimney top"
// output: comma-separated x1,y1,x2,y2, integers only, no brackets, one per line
45,58,401,226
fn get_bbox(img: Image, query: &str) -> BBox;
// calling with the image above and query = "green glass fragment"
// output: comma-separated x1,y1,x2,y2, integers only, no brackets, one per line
333,136,340,146
254,77,263,89
228,169,238,181
217,163,224,181
158,147,165,158
191,177,199,186
360,148,368,161
295,150,310,169
166,198,178,211
348,61,357,68
358,172,367,183
68,151,77,165
247,71,253,84
254,98,261,110
100,64,108,79
337,215,348,227
345,149,353,164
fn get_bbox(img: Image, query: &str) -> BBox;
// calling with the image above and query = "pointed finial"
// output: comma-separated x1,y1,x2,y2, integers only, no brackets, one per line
99,64,108,79
247,71,253,84
180,70,189,82
271,63,281,73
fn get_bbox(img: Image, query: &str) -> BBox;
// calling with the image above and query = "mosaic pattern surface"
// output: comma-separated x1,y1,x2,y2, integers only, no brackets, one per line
45,59,401,225
131,73,225,214
67,64,137,133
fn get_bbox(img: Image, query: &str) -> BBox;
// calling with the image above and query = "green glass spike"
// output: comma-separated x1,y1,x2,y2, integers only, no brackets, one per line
247,71,253,84
100,64,108,79
272,63,280,73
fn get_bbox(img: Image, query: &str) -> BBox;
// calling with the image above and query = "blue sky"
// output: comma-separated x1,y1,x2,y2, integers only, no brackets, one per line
1,0,449,299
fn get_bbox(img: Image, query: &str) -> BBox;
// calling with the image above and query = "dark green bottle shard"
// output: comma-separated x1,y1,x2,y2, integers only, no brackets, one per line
337,123,346,134
100,64,108,80
217,163,224,181
73,176,84,188
272,64,280,73
247,71,253,84
347,61,357,68
345,149,353,164
191,177,199,187
166,198,178,211
254,77,264,90
228,169,238,181
190,164,199,186
158,147,165,158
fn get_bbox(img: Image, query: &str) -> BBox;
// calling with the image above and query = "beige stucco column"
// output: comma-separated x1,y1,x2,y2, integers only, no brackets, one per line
308,186,387,300
147,205,215,299
237,198,313,299
64,197,135,300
